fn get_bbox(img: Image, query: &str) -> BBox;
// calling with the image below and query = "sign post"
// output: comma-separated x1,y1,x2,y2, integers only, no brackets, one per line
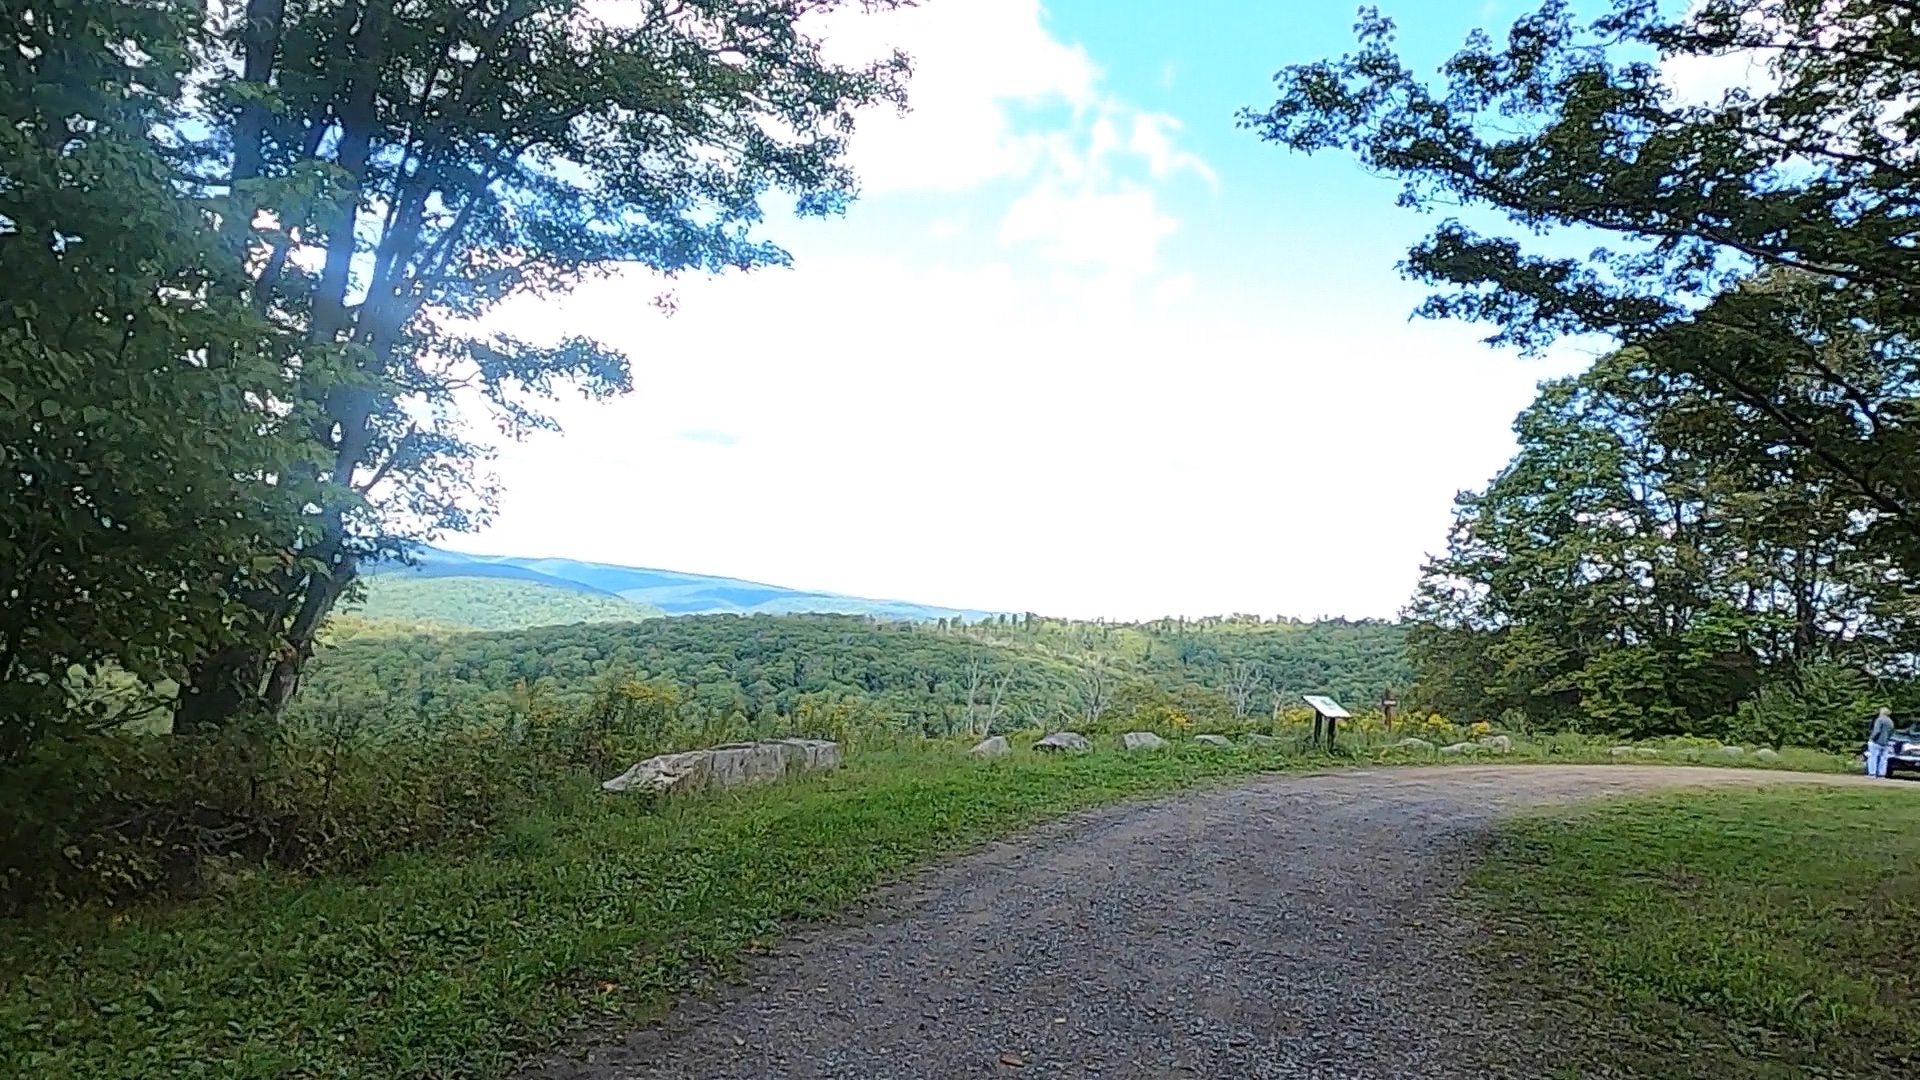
1302,695,1352,751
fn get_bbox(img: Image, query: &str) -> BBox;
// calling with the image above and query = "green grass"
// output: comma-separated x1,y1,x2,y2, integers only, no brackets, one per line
0,738,1857,1080
0,743,1324,1080
1475,785,1920,1079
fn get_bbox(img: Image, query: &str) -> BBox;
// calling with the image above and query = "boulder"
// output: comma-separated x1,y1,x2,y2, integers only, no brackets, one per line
969,735,1013,758
1755,748,1781,762
1244,733,1283,747
602,750,713,795
775,738,845,771
1609,746,1636,757
1717,745,1745,758
1476,735,1515,754
1392,737,1436,751
603,738,842,795
1034,732,1092,754
1193,734,1233,748
1634,747,1661,757
1122,731,1169,751
1438,742,1473,755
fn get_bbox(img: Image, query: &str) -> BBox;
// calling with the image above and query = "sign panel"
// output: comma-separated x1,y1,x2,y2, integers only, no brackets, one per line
1302,695,1352,720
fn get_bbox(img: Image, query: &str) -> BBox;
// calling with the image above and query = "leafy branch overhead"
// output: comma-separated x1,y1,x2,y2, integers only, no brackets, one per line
171,0,915,725
1243,0,1920,572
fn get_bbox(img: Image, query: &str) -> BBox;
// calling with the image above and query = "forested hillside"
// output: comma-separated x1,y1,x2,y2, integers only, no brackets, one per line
292,614,1411,741
344,577,665,632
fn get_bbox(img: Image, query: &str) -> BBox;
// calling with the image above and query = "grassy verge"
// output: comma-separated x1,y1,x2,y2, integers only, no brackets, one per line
1474,785,1920,1079
0,737,1854,1080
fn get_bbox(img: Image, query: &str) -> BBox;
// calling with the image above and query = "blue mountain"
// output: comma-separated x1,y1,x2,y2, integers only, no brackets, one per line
365,545,993,622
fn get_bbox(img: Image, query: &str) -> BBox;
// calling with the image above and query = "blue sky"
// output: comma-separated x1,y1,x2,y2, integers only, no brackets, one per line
467,0,1611,620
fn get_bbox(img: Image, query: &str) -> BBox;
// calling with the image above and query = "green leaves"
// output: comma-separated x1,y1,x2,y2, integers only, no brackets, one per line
1251,0,1920,569
164,0,920,723
1,0,310,756
1407,350,1912,738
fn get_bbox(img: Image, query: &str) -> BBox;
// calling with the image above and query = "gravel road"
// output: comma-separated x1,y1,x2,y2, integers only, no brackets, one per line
526,765,1869,1080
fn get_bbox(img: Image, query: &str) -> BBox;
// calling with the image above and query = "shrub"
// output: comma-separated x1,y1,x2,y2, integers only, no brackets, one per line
1732,663,1875,753
0,717,589,914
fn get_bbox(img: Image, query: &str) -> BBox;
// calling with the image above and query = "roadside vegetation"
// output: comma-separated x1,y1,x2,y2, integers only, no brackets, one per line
0,735,1849,1080
1477,787,1920,1079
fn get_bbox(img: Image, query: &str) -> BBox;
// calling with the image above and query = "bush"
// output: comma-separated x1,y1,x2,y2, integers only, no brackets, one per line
1731,663,1875,753
0,715,596,914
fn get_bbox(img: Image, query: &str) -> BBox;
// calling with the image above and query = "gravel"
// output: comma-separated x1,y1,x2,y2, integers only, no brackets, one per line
524,765,1865,1080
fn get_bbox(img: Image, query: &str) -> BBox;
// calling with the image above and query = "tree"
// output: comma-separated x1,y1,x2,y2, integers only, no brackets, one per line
962,649,1013,736
1223,659,1266,719
0,0,307,757
1407,350,1913,735
1244,0,1920,574
1072,656,1115,729
172,0,914,728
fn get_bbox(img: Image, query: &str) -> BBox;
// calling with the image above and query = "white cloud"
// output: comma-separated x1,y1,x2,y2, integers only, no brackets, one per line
821,0,1099,194
1659,0,1776,108
458,2,1583,621
472,250,1573,621
999,184,1175,275
820,0,1207,283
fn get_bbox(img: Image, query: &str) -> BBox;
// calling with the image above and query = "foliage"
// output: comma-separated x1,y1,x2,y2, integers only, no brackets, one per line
1246,0,1920,573
0,711,611,914
287,612,1414,742
344,575,664,632
0,0,308,757
1404,352,1915,746
1731,661,1877,754
1476,787,1920,1078
172,0,917,728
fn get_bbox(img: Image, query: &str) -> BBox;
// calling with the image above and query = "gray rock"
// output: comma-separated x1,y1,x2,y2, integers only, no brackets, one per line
1121,731,1169,751
604,739,841,795
1193,734,1233,748
1755,747,1781,762
1391,737,1436,751
1243,733,1283,747
1609,746,1635,757
603,749,714,794
1717,745,1745,758
969,735,1013,758
1475,735,1514,754
1438,742,1474,755
1033,732,1092,754
1634,747,1661,757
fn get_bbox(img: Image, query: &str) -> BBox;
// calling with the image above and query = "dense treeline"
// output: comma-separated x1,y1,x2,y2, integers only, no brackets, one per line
1407,352,1919,746
1258,0,1920,748
294,614,1411,742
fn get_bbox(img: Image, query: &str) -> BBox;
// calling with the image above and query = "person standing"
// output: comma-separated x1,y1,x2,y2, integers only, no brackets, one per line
1867,707,1896,779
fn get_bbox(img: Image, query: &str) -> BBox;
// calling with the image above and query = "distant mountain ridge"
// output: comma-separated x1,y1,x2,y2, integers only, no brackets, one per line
363,545,994,623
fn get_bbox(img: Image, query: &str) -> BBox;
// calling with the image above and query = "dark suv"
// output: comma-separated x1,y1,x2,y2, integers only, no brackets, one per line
1889,727,1920,777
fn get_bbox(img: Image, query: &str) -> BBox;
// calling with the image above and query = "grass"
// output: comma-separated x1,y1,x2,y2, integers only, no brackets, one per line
1474,785,1920,1079
0,735,1857,1080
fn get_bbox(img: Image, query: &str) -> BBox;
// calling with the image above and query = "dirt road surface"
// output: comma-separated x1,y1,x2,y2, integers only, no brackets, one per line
525,765,1871,1080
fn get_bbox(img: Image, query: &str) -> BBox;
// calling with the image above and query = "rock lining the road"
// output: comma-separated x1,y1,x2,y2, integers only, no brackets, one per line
527,766,1869,1080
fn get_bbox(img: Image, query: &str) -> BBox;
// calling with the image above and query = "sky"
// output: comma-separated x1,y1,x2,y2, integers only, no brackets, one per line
458,0,1610,622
